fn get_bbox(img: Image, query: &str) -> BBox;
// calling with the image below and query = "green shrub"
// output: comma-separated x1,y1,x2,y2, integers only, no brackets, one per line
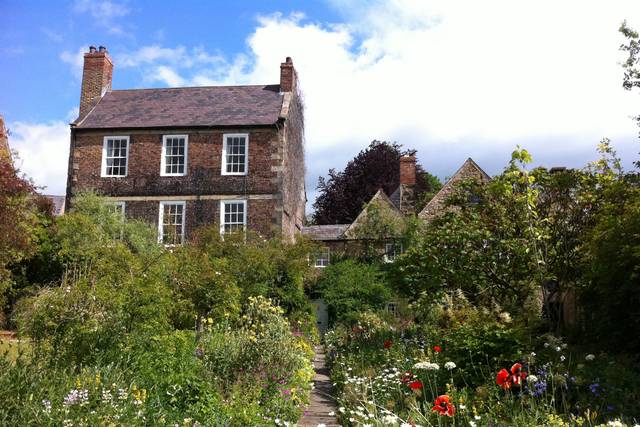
14,245,173,365
315,259,392,325
199,296,314,424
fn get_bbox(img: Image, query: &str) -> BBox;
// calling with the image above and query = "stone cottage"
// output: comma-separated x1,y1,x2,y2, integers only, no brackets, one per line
302,157,491,266
66,46,305,243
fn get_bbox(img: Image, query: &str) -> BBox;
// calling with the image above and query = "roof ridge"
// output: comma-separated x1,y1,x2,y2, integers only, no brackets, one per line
418,158,491,218
110,84,279,92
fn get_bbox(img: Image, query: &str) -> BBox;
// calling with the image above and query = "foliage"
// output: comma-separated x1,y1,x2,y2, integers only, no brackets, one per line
579,148,640,353
189,227,315,319
170,244,240,336
199,296,314,424
620,21,639,93
394,148,550,319
314,260,392,325
15,252,173,365
56,192,162,264
0,154,53,325
1,191,317,425
312,140,441,224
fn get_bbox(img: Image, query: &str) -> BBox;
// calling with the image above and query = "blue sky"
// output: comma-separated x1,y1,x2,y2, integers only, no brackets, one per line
2,0,640,208
0,0,339,122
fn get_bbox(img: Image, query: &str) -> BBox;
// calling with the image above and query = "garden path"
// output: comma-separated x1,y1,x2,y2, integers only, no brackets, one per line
298,346,340,427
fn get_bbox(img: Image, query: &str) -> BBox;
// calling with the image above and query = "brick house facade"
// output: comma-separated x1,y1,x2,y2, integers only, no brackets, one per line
66,46,305,242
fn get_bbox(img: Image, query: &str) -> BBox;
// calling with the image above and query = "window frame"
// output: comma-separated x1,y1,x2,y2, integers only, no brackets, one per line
386,302,399,317
160,134,189,177
106,201,126,240
314,247,331,268
157,201,186,246
101,136,130,178
384,242,404,263
221,133,249,176
106,201,126,217
219,199,247,235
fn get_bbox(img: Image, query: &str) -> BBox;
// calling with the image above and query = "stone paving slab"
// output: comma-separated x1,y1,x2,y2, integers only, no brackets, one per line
299,346,340,427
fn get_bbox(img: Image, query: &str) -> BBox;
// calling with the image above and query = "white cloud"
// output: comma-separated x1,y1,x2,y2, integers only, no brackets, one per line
9,121,70,196
198,2,639,200
44,1,640,205
152,65,186,87
60,47,86,79
73,0,130,35
115,45,229,87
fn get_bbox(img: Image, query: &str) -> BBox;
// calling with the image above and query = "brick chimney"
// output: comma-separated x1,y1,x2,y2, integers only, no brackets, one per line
280,57,297,93
78,45,113,120
399,155,416,215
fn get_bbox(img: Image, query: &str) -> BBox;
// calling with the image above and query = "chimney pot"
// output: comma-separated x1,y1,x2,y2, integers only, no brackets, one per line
399,155,417,215
78,45,114,120
399,155,417,185
549,166,567,174
280,56,297,92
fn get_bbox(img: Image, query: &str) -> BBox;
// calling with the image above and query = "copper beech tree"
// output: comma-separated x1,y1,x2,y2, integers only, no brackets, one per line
0,154,52,322
312,141,441,225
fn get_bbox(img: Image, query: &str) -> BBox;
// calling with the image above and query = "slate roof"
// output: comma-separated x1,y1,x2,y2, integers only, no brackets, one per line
389,186,401,209
344,189,403,239
301,224,350,241
418,158,491,221
74,85,284,129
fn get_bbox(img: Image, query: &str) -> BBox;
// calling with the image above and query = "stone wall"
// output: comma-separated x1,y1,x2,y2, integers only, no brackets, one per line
280,91,306,239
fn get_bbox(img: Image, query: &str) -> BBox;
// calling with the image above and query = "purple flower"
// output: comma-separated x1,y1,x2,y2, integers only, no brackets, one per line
589,383,600,397
531,380,547,397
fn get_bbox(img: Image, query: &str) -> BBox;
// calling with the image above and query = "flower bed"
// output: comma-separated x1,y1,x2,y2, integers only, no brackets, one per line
326,314,640,426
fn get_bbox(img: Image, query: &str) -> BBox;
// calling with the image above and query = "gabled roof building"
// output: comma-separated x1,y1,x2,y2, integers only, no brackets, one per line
66,46,305,242
302,156,491,263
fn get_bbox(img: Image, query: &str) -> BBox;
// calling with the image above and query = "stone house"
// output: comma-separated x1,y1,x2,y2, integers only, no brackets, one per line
302,156,491,266
66,46,305,243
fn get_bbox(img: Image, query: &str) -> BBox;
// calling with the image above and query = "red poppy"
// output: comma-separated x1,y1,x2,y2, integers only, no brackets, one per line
383,339,393,349
431,394,456,417
408,380,423,390
496,368,511,389
510,363,527,386
433,345,442,353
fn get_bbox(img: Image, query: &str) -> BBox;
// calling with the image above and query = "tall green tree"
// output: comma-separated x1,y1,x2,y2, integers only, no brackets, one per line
620,21,640,165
